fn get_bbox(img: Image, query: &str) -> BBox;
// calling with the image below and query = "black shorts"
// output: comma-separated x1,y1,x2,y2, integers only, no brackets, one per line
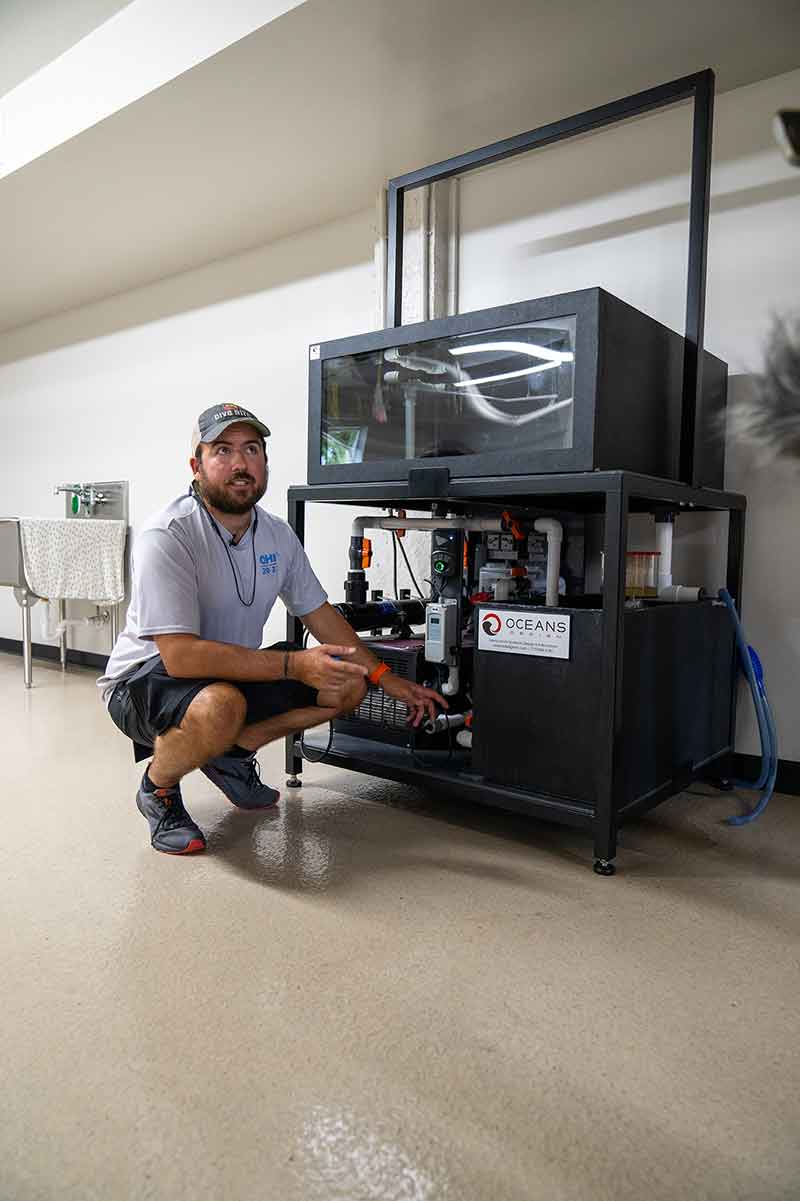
107,642,319,762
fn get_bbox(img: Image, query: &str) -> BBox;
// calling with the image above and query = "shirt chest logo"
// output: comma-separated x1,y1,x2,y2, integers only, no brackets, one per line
259,552,279,576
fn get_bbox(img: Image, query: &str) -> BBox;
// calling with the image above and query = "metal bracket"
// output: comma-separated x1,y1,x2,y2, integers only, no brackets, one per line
408,467,450,500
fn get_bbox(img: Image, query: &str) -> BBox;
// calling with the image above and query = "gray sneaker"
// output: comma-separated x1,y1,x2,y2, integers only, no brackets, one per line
201,753,280,810
135,776,206,854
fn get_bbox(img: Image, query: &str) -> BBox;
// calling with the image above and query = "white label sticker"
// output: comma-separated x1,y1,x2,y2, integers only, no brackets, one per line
478,609,571,659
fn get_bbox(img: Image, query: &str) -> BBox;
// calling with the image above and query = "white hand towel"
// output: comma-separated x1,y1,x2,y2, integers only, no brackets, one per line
19,518,126,602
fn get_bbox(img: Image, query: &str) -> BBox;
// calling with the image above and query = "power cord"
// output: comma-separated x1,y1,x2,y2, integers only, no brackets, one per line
298,627,334,762
300,722,334,763
392,529,398,599
393,532,425,599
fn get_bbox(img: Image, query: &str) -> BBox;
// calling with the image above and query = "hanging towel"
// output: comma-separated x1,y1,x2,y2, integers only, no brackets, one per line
19,518,126,602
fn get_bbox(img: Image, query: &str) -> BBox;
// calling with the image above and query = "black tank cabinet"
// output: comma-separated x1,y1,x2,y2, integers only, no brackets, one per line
285,471,746,874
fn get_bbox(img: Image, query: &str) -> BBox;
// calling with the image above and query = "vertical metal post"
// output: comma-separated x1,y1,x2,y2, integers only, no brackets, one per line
285,496,306,782
725,506,747,758
21,589,32,689
594,478,628,867
681,69,714,484
726,508,745,608
58,599,67,671
110,603,119,647
386,183,405,328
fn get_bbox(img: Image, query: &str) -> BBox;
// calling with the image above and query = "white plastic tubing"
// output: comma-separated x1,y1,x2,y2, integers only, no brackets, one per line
655,518,673,592
351,515,503,537
533,518,563,607
40,599,107,639
350,514,565,607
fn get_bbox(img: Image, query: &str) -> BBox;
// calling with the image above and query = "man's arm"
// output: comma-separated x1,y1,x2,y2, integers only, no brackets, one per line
155,635,290,682
298,602,382,673
154,632,366,691
300,602,448,726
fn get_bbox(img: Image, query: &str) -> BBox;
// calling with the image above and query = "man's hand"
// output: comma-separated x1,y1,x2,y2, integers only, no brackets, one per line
379,673,449,727
291,644,368,692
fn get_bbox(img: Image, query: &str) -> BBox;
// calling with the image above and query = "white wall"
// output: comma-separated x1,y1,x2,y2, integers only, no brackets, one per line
1,68,798,758
457,69,800,758
0,209,379,655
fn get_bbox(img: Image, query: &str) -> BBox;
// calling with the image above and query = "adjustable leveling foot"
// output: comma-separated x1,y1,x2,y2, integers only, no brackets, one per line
593,859,616,876
286,776,302,789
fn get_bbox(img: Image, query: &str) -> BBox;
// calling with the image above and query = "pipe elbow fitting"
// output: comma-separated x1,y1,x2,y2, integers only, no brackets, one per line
441,665,460,697
533,517,563,540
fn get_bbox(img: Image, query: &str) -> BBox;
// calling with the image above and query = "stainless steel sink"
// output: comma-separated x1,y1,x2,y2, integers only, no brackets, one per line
1,518,123,688
0,518,38,686
1,499,127,687
0,518,25,588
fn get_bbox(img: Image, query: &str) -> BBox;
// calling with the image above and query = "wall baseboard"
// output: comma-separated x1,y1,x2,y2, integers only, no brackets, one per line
731,753,800,798
0,637,107,671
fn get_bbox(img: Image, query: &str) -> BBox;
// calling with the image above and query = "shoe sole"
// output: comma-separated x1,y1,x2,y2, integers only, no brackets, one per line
228,794,280,811
155,839,206,855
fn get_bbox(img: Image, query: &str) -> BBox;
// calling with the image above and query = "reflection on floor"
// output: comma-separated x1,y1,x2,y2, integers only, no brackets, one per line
1,652,798,1201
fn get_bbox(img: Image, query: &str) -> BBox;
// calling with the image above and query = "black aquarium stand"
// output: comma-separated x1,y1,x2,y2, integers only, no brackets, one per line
285,471,745,874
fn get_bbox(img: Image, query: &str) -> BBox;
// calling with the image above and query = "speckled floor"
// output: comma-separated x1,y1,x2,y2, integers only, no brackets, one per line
1,651,798,1201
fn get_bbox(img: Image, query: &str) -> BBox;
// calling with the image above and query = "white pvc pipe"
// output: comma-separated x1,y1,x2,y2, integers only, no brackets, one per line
533,517,563,607
423,711,467,734
658,585,705,603
351,515,503,537
441,664,460,697
655,519,673,592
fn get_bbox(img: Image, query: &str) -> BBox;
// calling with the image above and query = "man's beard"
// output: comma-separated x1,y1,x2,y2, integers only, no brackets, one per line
195,469,267,515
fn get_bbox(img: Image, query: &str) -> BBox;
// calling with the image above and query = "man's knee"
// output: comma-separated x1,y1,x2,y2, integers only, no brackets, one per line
334,676,368,716
181,683,247,742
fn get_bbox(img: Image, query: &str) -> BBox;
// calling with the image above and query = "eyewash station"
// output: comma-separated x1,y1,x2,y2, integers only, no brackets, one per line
285,72,775,874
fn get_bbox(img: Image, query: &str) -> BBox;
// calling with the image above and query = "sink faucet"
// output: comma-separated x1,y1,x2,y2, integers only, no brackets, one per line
54,483,109,516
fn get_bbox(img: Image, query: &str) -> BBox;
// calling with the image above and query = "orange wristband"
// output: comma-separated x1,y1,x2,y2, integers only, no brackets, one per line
368,661,390,686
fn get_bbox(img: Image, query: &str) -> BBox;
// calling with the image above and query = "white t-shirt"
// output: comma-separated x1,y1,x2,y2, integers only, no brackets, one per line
97,491,327,703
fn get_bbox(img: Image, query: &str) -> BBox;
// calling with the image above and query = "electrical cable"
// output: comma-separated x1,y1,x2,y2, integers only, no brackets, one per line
392,529,398,599
297,628,334,762
718,589,778,824
300,721,334,764
394,532,425,598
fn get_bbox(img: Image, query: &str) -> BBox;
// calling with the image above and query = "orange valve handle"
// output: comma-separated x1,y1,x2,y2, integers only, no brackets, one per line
501,510,526,542
361,537,373,569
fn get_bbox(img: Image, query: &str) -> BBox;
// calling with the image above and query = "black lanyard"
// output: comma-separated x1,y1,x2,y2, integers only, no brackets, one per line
191,486,259,607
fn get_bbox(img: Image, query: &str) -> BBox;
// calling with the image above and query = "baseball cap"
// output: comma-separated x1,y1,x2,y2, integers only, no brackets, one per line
191,404,271,456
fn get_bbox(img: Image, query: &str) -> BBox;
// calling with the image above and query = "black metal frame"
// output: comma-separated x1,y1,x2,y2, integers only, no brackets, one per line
386,70,715,485
285,472,745,867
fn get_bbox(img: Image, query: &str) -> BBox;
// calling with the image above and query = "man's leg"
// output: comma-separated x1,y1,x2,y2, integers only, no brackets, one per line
148,682,247,787
235,678,367,754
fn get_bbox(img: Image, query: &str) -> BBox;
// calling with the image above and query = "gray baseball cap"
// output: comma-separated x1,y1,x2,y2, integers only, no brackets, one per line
191,404,270,455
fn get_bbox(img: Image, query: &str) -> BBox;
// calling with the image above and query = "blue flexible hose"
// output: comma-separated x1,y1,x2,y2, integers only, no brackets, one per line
718,589,778,824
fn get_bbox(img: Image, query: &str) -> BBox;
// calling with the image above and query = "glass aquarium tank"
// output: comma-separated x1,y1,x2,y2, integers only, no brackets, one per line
307,289,727,487
321,315,576,467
